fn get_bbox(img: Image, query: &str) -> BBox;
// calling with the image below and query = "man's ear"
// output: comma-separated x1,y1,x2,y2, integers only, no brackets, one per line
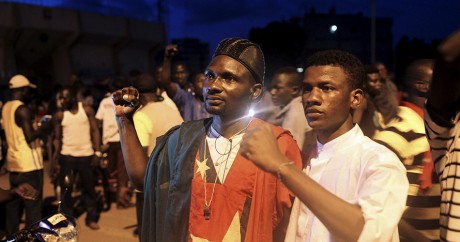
250,83,263,102
350,88,364,110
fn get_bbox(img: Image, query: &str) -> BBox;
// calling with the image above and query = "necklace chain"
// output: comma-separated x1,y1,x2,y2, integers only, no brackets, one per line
202,118,252,219
211,118,253,156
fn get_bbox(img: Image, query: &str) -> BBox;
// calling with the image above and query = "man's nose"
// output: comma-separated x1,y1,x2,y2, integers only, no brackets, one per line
306,87,321,105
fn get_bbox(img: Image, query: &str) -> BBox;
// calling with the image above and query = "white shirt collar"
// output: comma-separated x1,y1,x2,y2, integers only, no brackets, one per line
316,124,361,158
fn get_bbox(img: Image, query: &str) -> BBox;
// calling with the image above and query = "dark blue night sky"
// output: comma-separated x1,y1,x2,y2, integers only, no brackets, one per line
3,0,460,52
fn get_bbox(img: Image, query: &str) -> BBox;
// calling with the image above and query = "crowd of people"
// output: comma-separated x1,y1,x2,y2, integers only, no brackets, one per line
0,28,459,242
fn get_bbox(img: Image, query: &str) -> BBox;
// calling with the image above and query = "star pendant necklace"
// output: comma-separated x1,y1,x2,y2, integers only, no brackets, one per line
202,138,230,220
202,117,253,220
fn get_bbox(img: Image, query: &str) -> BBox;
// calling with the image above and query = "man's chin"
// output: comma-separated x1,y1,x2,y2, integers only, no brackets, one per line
205,106,223,115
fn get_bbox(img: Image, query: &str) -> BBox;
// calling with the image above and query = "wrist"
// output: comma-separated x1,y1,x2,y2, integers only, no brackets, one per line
9,188,17,197
94,151,102,158
276,161,295,181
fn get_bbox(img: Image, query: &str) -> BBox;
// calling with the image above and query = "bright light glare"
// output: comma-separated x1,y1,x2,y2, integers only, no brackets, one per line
296,67,304,73
330,25,337,34
248,109,255,117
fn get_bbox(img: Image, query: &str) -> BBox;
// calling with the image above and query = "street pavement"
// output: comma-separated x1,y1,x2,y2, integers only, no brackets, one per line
0,163,139,242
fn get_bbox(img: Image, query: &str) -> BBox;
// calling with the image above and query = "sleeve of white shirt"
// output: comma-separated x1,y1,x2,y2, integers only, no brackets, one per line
95,98,105,120
357,149,409,242
133,112,152,148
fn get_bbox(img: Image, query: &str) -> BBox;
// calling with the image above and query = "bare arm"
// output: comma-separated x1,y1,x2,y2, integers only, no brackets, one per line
160,44,179,98
112,87,148,190
427,29,460,124
15,105,42,144
240,124,364,242
0,188,14,202
0,183,39,202
84,105,101,153
50,111,63,180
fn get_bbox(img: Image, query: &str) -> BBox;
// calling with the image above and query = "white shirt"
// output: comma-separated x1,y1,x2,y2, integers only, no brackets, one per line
161,91,180,113
61,102,94,157
206,125,245,183
285,125,408,242
96,95,120,144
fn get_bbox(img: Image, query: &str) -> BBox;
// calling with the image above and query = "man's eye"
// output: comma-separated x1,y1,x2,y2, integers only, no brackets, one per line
205,73,215,79
222,74,235,82
302,85,312,93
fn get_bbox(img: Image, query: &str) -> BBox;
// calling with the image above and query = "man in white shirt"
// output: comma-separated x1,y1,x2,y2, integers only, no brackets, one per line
96,93,131,208
241,49,408,241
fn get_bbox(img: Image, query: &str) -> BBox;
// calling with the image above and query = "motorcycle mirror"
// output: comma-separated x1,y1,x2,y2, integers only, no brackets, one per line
58,174,72,214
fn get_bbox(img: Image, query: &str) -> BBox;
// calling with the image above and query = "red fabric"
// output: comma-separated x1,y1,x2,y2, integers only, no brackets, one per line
401,100,433,189
188,119,302,242
401,100,424,118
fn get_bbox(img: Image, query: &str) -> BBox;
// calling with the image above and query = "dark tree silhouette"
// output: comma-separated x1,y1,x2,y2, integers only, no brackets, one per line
249,18,306,85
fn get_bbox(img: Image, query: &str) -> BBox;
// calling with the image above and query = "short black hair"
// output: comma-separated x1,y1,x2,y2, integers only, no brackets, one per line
305,50,365,90
133,73,158,93
403,59,434,84
60,85,77,98
273,66,303,87
364,65,379,75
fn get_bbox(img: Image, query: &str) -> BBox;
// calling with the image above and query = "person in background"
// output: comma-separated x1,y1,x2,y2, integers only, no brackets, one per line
130,73,183,240
113,38,302,241
354,65,399,138
269,66,314,154
2,75,45,235
152,64,179,112
392,58,440,242
240,49,408,241
95,80,132,209
374,61,401,102
51,86,102,230
160,44,211,121
424,29,460,241
251,86,281,125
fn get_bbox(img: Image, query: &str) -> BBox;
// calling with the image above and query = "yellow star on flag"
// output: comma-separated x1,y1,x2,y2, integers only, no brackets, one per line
196,158,210,180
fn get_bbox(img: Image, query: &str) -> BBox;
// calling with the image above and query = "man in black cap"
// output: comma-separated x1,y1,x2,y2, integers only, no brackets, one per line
113,38,302,241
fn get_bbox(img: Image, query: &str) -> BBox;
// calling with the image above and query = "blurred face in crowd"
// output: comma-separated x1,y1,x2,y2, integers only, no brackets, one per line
375,63,388,80
193,73,205,99
59,88,75,110
270,73,298,107
407,65,433,98
203,55,261,119
173,63,190,88
21,86,34,104
153,66,162,83
365,73,383,97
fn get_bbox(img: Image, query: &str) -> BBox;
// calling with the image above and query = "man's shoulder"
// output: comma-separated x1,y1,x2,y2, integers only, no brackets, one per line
99,96,113,105
252,118,294,138
355,134,402,165
159,118,210,138
3,100,23,109
173,84,194,101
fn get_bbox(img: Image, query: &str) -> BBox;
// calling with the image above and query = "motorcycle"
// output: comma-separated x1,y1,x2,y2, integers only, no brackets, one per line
2,176,79,242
